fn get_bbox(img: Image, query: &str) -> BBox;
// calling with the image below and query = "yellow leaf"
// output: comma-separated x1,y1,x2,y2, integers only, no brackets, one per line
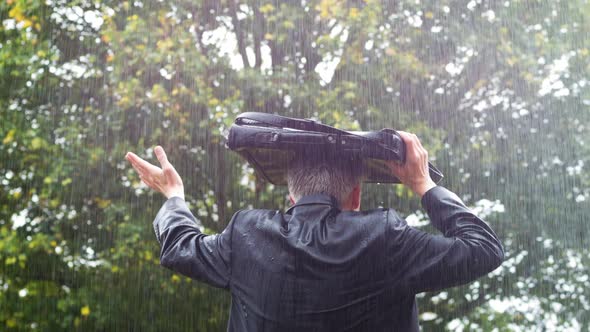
506,56,518,66
264,33,274,40
425,11,434,19
61,178,72,186
81,306,91,316
474,79,487,90
283,20,295,29
30,137,43,150
6,319,17,328
332,111,341,121
343,91,355,100
259,4,275,14
171,274,181,283
156,39,174,51
317,0,336,19
8,6,25,22
208,98,220,107
3,129,16,145
349,8,359,18
95,198,112,209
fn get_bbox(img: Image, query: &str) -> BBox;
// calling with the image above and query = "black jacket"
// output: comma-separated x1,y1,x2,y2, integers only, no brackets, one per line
153,186,504,331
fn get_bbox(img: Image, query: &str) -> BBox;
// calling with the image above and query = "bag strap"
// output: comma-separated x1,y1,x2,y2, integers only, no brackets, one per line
235,112,346,135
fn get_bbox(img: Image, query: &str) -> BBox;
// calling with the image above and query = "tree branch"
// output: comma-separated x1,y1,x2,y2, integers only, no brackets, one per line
252,3,264,69
229,0,250,68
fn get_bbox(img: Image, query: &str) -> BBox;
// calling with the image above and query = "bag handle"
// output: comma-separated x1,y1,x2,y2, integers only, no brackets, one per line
235,112,346,135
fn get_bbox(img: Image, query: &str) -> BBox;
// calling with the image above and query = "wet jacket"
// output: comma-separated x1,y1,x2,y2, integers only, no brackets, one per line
153,186,504,331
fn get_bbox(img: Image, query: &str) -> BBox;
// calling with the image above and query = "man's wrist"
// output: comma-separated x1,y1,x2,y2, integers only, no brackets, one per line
412,180,437,198
166,192,185,201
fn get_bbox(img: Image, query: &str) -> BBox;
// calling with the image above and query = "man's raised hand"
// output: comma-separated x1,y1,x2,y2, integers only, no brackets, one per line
387,131,436,198
125,146,185,200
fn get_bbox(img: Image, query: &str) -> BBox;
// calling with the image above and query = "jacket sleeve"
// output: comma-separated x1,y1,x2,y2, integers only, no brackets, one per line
393,186,504,294
152,196,238,289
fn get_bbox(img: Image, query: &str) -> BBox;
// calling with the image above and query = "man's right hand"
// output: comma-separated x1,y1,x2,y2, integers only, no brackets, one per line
125,146,185,200
387,131,436,198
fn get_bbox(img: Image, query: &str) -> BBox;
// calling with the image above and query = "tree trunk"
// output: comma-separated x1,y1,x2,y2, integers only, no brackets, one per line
229,0,250,68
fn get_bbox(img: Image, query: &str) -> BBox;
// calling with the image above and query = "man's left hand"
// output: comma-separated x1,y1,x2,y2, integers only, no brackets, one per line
125,146,185,200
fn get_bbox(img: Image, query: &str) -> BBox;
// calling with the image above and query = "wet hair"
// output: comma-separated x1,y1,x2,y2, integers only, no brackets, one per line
287,153,364,206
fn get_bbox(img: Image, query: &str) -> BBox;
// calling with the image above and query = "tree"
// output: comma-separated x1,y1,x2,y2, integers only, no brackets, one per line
1,0,590,330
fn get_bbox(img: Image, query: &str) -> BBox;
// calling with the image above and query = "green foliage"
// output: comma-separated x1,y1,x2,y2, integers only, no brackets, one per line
1,0,590,330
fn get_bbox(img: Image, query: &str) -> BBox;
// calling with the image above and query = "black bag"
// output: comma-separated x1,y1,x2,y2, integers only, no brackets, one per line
225,112,443,185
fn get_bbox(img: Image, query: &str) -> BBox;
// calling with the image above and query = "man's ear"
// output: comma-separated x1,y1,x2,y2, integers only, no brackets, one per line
289,194,295,205
351,183,361,211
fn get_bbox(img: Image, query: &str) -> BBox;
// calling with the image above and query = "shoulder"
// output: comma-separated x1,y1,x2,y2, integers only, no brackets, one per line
338,207,407,228
231,208,281,220
384,208,408,230
227,208,284,228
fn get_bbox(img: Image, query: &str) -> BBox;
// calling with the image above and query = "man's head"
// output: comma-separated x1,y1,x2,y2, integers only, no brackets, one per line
287,154,364,211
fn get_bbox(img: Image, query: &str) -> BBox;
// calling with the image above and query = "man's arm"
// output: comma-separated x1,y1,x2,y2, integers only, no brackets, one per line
387,132,504,293
153,197,236,288
125,146,234,288
390,186,504,293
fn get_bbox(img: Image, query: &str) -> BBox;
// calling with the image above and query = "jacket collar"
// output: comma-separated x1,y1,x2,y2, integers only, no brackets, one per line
285,193,341,214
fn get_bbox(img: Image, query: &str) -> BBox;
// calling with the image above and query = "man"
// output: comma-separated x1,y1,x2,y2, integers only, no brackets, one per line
125,131,504,331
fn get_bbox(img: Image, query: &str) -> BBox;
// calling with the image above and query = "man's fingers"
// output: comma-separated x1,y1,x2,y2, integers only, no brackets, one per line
154,146,170,167
138,174,149,186
387,160,404,174
126,153,143,168
139,173,157,189
126,151,162,174
398,131,419,156
396,131,412,140
126,151,144,164
397,131,416,145
126,155,147,175
130,159,153,178
397,131,430,167
130,161,145,176
126,152,150,171
155,147,181,184
126,149,184,198
163,166,176,177
414,135,425,151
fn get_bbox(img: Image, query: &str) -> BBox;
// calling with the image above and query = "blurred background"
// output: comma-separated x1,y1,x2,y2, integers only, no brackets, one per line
1,0,589,330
